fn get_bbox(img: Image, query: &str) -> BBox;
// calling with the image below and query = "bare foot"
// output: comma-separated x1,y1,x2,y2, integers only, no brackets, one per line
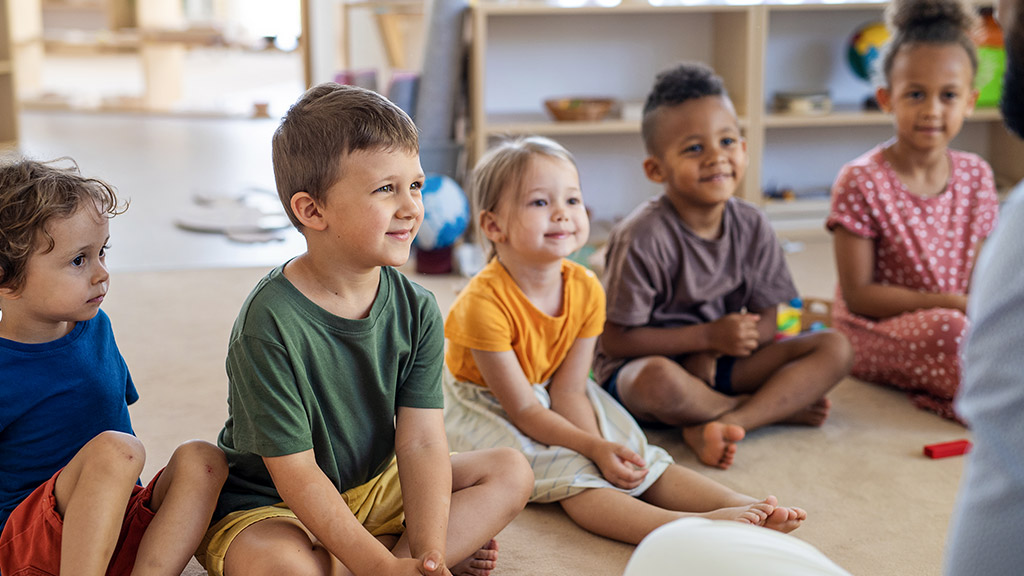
764,504,807,533
782,397,832,427
682,421,746,469
451,539,499,576
703,498,775,526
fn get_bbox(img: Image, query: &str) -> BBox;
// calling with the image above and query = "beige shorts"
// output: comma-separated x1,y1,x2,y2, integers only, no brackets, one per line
196,457,404,576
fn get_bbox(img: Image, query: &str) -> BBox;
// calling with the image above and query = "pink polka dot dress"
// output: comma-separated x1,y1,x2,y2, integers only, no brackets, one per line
826,145,999,420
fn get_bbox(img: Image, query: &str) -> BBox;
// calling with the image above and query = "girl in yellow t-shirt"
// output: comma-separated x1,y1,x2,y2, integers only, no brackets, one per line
442,135,806,544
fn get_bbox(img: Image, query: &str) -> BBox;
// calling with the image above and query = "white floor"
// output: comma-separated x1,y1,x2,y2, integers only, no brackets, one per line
15,109,309,272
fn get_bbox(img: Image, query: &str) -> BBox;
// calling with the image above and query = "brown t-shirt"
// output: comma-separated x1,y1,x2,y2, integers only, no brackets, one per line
593,195,798,385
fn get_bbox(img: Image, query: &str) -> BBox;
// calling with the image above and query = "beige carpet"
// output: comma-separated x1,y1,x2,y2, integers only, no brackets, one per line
103,247,969,576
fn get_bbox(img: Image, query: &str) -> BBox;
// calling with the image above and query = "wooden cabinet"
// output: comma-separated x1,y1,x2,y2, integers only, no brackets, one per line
467,0,1024,225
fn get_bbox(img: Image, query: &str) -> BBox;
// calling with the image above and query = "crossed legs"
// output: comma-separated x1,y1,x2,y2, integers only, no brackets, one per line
614,331,853,468
221,448,531,576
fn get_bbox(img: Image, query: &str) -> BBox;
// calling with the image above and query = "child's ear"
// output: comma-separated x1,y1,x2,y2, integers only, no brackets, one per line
0,284,21,301
290,192,328,231
479,210,507,244
643,155,666,184
875,87,893,113
966,88,980,116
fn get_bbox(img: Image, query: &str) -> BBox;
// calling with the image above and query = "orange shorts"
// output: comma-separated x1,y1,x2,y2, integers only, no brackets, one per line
0,467,163,576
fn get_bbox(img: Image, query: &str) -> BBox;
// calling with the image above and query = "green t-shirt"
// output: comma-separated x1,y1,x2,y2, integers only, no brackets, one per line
214,264,445,521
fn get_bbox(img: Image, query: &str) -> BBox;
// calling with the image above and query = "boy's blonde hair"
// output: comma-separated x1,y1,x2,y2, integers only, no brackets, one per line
876,0,979,88
272,82,420,229
0,157,124,292
470,136,577,260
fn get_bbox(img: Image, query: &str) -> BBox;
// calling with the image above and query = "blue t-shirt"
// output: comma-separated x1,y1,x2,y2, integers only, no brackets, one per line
0,310,137,533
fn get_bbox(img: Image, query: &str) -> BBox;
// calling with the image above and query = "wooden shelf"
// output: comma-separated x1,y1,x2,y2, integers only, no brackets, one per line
763,106,1004,128
466,0,1021,224
476,1,753,16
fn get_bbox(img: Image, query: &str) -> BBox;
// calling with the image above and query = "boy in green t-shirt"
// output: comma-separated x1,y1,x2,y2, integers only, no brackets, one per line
196,83,533,576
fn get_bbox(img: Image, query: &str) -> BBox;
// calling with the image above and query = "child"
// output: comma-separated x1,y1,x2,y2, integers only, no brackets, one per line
826,0,1000,421
593,63,853,470
0,158,228,575
442,135,806,546
194,83,533,576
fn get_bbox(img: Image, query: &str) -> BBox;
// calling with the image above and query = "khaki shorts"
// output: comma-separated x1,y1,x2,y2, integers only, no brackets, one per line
196,457,404,576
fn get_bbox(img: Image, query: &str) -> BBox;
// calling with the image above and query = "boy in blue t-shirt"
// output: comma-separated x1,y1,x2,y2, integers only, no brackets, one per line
195,83,532,576
0,158,227,576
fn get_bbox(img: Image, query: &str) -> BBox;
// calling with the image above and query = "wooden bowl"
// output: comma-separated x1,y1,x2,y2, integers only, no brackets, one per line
544,97,617,122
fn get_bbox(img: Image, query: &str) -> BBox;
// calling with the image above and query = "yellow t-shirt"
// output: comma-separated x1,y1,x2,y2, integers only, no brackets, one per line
445,258,606,387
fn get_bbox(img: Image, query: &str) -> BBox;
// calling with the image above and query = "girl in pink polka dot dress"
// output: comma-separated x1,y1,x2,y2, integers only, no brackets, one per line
826,0,1000,421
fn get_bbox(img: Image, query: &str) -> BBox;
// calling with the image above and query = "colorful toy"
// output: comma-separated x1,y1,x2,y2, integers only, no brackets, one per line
776,297,803,340
414,173,469,252
924,439,972,459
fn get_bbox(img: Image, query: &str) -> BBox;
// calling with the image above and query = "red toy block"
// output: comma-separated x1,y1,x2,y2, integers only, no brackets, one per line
924,439,972,459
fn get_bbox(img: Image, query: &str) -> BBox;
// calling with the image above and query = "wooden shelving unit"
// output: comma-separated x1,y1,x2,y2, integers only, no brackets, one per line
0,0,18,149
467,0,1024,224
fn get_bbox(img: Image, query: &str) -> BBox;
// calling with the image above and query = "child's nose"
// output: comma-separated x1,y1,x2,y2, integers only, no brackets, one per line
93,261,109,285
399,190,422,219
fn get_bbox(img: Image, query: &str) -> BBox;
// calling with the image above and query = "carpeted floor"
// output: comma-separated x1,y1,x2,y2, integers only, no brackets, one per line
102,247,969,576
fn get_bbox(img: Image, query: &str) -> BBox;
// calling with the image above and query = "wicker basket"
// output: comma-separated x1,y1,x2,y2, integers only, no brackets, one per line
544,97,617,122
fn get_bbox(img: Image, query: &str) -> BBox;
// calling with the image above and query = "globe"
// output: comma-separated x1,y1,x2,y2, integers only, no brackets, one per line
847,21,890,82
414,173,469,252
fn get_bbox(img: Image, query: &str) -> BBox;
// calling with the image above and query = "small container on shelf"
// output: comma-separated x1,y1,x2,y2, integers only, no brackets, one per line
544,97,618,122
772,91,832,115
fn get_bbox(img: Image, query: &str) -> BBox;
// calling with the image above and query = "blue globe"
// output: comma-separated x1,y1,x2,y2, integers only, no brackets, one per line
414,174,469,251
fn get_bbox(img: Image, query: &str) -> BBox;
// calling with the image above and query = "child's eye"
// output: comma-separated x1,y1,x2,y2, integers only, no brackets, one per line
567,197,582,206
72,255,85,267
943,91,959,100
99,245,109,258
907,91,924,100
721,137,737,147
375,184,395,194
411,180,422,191
530,199,548,207
683,144,703,155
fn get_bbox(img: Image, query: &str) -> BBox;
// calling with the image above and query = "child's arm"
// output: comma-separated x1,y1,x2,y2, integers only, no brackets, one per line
394,406,454,575
601,313,762,359
834,227,968,319
265,451,429,576
473,348,648,489
547,336,601,436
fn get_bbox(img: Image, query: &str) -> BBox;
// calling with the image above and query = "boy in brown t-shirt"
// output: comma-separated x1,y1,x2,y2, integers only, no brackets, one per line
595,63,853,470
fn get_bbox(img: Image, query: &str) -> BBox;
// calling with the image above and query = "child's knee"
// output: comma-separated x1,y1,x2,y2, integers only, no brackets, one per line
631,357,690,402
814,331,854,372
170,440,229,485
82,430,146,478
917,309,967,356
490,448,533,501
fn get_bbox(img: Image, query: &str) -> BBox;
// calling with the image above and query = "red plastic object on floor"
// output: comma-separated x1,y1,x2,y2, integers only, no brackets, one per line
923,439,972,459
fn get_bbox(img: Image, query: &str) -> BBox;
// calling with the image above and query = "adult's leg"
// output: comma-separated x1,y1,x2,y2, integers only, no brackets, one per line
132,440,228,575
54,430,146,576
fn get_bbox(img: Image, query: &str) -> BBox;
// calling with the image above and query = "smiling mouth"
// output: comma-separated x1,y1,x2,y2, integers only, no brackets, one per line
387,229,413,240
701,172,733,182
88,294,105,304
